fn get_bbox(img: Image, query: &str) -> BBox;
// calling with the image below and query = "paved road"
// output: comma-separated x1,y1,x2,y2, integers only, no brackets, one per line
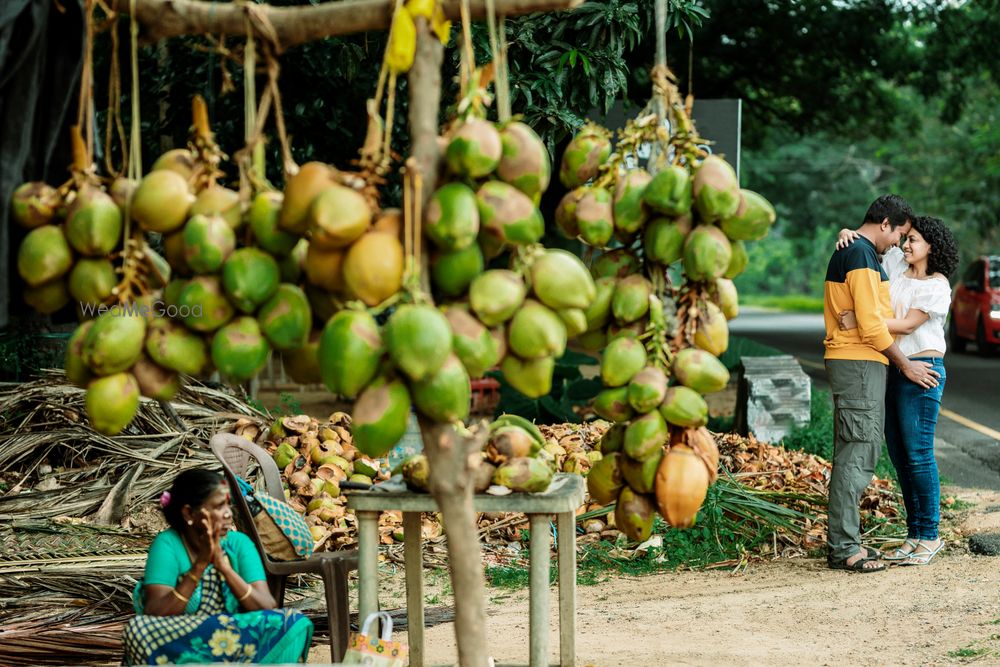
729,307,1000,490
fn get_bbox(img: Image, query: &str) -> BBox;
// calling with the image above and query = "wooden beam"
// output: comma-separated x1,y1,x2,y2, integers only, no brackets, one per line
110,0,583,48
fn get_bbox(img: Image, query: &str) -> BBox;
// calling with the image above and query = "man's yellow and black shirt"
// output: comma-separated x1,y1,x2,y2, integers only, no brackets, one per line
823,235,894,363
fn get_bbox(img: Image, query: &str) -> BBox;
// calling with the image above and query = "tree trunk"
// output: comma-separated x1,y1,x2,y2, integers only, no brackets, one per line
408,17,490,666
112,0,582,48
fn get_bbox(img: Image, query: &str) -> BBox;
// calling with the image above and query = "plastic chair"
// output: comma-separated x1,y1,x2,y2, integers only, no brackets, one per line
209,432,359,662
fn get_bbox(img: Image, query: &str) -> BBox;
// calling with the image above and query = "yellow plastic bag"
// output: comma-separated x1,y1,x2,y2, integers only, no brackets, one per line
342,612,408,666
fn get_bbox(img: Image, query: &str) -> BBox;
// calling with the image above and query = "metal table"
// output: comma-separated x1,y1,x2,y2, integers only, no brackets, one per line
346,473,586,667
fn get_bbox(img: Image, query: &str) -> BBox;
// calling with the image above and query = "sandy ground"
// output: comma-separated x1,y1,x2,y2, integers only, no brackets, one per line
307,487,1000,667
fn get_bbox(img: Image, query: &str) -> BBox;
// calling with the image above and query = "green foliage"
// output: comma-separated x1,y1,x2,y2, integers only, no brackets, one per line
780,389,835,462
875,80,1000,250
0,320,72,382
914,1,1000,123
677,0,920,145
739,295,824,313
502,0,708,147
247,391,303,417
489,349,603,424
717,334,782,372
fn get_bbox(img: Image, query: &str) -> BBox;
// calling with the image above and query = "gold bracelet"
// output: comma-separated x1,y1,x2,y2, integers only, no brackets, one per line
238,584,253,602
183,570,200,585
170,588,190,603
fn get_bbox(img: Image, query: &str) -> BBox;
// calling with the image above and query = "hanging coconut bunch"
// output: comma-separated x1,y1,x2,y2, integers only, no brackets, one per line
302,47,599,476
423,70,600,403
12,124,180,435
57,96,318,436
13,126,132,317
549,65,778,541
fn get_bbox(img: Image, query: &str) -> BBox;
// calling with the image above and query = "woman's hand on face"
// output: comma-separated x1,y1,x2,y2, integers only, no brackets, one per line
836,228,860,250
189,509,219,567
203,509,231,572
186,511,213,567
837,309,858,331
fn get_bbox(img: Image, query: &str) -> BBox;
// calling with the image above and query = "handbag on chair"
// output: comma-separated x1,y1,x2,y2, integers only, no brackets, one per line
232,475,314,561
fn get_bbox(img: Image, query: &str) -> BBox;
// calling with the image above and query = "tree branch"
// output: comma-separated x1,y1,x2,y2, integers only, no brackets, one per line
407,17,489,666
111,0,583,48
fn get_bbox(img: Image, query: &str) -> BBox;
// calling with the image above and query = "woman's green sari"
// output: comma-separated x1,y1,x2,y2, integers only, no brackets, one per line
122,529,312,665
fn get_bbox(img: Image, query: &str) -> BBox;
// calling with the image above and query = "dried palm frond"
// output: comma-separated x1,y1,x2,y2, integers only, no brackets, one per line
0,371,269,521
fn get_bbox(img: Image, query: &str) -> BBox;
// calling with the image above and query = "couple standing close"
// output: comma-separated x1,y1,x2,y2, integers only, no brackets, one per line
823,194,959,572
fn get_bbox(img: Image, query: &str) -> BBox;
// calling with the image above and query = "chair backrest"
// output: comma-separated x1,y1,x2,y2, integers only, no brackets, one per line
210,433,285,500
209,433,287,566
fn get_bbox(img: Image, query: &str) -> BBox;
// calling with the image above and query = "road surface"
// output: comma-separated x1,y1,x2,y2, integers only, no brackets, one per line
729,307,1000,490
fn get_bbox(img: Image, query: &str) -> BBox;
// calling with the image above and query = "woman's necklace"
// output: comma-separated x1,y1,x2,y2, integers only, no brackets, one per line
179,532,201,569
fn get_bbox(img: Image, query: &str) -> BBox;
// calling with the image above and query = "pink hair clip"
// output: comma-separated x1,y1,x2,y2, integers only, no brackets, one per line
160,491,172,508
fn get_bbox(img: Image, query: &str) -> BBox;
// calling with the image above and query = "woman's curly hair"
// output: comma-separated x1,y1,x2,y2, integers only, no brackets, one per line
910,215,959,279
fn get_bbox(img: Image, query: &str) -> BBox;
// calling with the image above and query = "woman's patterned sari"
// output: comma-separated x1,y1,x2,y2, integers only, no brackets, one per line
122,566,312,665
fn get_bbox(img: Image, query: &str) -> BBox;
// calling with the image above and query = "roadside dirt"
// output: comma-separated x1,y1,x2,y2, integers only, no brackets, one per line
309,487,1000,666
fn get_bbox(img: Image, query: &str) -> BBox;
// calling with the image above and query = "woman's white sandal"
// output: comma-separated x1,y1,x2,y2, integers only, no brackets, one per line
884,538,919,562
900,539,945,566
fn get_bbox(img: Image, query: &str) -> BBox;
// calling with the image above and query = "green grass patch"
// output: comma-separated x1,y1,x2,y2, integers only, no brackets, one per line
944,498,977,511
741,294,825,313
947,646,991,659
484,566,533,589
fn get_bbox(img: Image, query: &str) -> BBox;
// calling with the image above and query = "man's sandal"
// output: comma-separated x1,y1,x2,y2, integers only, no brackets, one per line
827,554,887,573
861,545,884,560
900,539,945,566
883,539,919,561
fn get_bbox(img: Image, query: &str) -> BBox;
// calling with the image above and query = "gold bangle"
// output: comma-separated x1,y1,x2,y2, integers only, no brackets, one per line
170,588,190,603
183,570,200,585
238,584,253,602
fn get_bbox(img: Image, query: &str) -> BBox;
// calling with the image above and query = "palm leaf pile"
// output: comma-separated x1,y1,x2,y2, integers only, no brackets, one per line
0,372,269,664
0,370,268,522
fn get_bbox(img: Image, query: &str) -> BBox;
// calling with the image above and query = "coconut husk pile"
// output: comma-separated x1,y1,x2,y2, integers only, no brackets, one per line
716,430,900,550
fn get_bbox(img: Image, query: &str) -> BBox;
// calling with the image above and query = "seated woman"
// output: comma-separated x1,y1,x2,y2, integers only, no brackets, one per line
123,469,313,665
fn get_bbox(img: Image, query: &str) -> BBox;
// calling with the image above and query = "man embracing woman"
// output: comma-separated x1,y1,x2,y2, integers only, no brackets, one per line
822,194,959,573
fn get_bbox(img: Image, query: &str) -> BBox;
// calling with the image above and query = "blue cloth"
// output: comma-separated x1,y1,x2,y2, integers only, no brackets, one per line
884,357,946,540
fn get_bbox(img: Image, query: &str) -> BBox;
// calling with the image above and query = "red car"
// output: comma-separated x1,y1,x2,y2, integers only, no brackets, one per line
949,255,1000,355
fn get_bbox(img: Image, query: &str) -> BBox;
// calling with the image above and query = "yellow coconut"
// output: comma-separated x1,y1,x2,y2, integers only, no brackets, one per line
342,232,404,307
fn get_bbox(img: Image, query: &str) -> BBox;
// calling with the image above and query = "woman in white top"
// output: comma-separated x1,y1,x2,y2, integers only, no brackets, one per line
836,215,959,566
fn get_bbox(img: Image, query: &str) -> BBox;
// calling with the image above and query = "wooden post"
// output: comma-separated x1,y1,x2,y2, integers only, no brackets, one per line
357,510,380,628
528,514,551,667
406,14,494,667
403,511,425,666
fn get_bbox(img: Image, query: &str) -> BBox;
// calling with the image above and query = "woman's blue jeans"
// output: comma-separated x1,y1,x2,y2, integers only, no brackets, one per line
884,357,946,540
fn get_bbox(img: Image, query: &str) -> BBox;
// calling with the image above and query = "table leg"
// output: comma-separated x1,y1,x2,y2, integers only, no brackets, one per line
403,511,425,667
556,511,576,667
528,513,551,667
357,510,380,634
